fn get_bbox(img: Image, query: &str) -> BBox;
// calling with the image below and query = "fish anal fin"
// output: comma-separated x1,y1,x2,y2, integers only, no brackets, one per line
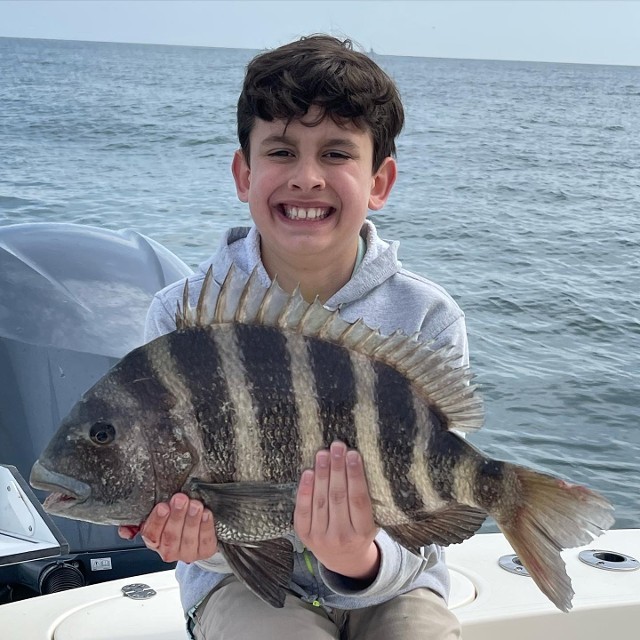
385,504,487,553
219,538,293,608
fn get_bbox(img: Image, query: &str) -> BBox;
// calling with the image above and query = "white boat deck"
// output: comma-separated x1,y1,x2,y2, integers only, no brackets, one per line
0,529,638,639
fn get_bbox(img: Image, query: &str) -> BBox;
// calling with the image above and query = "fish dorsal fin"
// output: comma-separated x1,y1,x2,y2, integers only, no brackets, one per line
177,265,483,433
175,276,193,329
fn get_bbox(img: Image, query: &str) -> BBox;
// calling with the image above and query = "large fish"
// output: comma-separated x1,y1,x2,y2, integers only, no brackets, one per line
30,266,614,611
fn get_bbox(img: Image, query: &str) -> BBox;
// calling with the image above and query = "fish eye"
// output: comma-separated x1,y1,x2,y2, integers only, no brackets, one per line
89,421,116,445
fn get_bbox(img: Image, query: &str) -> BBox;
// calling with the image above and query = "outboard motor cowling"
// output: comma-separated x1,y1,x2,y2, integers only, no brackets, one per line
0,222,192,601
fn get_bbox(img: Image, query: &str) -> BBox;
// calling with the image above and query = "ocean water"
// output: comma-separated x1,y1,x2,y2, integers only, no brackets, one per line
1,37,638,529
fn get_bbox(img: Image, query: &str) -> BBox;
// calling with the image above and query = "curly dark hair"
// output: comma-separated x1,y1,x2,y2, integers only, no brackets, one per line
237,35,404,171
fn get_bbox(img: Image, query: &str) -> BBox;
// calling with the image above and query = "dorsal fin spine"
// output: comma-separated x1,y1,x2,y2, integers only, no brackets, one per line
337,317,365,344
257,279,279,324
353,329,380,353
175,300,184,330
297,297,321,333
181,278,191,326
317,310,338,340
277,285,304,329
214,265,235,323
196,266,214,326
368,330,402,358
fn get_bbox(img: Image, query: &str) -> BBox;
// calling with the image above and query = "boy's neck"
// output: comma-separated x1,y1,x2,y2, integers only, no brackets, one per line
260,239,360,304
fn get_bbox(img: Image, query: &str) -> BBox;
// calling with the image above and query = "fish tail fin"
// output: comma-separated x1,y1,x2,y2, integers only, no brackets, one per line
494,464,614,612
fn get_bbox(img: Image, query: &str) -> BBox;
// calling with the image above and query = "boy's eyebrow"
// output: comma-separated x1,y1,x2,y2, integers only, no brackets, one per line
259,134,295,147
323,138,360,151
259,134,360,150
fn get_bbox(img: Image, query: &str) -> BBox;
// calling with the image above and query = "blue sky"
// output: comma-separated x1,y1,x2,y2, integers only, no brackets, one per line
1,1,639,66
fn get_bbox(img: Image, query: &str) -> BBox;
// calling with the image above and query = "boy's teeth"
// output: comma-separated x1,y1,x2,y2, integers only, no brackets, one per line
284,206,330,220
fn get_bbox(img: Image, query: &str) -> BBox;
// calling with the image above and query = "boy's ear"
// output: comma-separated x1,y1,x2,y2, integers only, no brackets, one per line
368,157,397,211
232,149,250,203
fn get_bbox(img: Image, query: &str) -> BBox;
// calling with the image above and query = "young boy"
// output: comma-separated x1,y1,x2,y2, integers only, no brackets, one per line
120,35,466,639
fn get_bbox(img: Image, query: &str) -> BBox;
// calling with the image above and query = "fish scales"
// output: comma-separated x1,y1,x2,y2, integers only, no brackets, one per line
306,337,359,448
285,332,324,469
211,323,264,482
372,358,425,515
30,265,615,613
234,323,302,483
126,342,200,503
349,351,409,526
407,394,449,513
426,413,468,502
163,328,237,484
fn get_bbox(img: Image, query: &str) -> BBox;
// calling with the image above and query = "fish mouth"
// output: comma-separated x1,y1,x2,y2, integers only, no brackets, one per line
30,460,91,511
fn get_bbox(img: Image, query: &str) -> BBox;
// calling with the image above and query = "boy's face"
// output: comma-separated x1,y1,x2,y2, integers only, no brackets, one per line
232,106,396,276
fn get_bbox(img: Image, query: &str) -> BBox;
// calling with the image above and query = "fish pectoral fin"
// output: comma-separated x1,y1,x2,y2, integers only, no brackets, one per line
385,503,487,553
218,537,293,608
189,480,298,528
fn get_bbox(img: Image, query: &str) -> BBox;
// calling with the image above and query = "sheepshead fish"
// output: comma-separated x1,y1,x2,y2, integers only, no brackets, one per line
30,265,614,611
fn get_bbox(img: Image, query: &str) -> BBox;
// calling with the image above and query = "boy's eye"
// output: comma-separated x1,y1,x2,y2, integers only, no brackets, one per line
268,149,294,158
324,151,351,160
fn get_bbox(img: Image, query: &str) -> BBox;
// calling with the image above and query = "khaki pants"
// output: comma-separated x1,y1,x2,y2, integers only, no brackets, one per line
192,577,461,640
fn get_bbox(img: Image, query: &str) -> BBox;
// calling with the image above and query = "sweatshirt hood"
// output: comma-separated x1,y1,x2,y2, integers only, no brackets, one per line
198,220,402,307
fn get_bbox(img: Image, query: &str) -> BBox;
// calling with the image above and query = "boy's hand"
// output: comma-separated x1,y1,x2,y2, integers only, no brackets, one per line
294,441,380,583
117,493,217,564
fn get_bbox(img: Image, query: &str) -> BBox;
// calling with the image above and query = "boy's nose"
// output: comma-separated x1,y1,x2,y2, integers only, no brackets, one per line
288,159,325,191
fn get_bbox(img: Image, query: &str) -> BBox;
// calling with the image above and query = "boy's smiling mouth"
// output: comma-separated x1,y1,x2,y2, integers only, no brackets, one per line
281,205,333,221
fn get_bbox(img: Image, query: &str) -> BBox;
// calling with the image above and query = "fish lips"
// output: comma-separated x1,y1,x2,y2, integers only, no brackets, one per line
30,460,92,512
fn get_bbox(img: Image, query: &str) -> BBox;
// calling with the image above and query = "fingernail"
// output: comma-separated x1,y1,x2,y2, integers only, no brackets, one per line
331,442,345,458
202,511,211,522
141,535,157,548
347,451,359,466
157,503,170,517
189,503,199,517
173,495,187,510
316,452,329,468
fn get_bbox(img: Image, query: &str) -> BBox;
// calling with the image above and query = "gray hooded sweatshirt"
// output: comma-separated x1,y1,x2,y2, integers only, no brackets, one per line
144,220,468,618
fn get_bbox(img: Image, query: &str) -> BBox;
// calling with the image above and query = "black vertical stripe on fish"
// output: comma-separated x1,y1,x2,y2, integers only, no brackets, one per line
373,360,424,513
110,345,176,412
110,341,200,498
349,353,408,525
306,338,358,448
235,324,301,483
165,329,237,482
426,409,467,501
475,458,506,512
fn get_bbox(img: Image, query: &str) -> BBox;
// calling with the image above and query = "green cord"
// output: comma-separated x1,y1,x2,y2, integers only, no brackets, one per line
302,549,321,607
303,549,315,576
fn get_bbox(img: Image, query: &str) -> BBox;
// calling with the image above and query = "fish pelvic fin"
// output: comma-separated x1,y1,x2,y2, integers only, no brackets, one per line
385,504,487,554
494,464,615,612
177,265,483,434
218,537,294,608
188,480,298,536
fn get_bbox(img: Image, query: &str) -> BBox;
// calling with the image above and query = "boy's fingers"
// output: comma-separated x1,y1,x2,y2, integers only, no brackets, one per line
294,469,315,537
328,441,349,522
117,524,142,540
144,493,189,559
178,499,205,560
312,450,331,532
345,450,374,532
198,510,218,558
140,501,172,549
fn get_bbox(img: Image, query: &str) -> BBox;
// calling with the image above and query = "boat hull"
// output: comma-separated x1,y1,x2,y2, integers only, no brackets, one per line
0,529,637,638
